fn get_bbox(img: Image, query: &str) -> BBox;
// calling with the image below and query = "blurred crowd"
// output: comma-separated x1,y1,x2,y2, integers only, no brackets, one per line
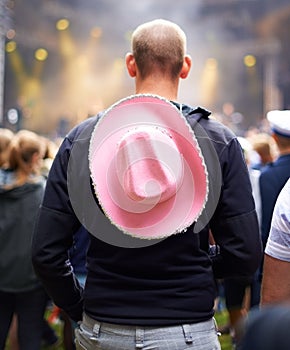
0,129,89,350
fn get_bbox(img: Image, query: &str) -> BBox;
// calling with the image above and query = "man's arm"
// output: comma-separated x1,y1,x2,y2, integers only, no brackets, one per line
32,135,83,322
261,254,290,304
261,179,290,305
209,137,263,278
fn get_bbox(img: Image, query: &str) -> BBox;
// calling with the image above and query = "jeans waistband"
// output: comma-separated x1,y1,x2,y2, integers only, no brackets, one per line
82,313,216,335
77,314,221,349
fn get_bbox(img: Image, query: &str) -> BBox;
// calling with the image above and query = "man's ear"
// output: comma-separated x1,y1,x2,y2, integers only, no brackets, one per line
125,53,137,77
180,55,192,79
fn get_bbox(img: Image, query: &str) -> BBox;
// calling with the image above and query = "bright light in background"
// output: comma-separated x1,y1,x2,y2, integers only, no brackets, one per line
56,18,70,31
243,54,259,99
7,108,19,125
6,29,16,40
243,54,256,68
34,48,48,61
5,38,44,126
200,58,219,108
5,41,17,53
5,41,26,88
207,58,218,70
57,20,75,58
33,49,48,78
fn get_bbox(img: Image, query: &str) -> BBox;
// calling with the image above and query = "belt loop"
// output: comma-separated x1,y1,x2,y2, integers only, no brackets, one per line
213,317,221,337
182,324,193,344
89,322,101,341
135,327,144,349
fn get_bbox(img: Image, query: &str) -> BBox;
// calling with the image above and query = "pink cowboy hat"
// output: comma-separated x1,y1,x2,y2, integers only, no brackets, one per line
89,94,208,239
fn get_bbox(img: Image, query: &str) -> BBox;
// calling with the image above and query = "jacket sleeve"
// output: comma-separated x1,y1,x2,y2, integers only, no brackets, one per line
32,136,83,322
209,138,263,279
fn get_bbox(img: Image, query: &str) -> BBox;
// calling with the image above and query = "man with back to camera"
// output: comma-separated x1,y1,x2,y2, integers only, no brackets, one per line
32,19,262,349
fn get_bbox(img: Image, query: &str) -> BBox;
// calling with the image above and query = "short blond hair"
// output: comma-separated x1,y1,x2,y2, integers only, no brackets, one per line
132,19,187,79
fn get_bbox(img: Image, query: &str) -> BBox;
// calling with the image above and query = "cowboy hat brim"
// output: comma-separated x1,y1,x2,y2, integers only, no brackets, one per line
89,94,208,239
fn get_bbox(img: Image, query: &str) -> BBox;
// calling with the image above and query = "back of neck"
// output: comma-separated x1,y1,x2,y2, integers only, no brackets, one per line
135,78,179,102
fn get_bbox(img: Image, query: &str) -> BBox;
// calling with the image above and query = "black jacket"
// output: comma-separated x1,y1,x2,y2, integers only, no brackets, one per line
0,170,45,292
32,103,262,325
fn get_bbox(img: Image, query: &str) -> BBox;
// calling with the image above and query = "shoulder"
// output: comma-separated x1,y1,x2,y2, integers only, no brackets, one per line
183,104,237,148
260,156,290,184
53,114,102,160
66,114,102,144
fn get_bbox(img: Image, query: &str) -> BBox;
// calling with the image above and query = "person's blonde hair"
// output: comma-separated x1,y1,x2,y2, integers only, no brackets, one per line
0,128,14,167
251,133,274,164
8,130,44,176
132,19,187,79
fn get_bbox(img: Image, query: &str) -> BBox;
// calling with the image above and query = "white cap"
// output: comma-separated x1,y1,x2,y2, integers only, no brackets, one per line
267,110,290,138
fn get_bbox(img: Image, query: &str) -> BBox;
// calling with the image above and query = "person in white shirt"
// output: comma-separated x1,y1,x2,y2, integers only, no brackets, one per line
261,177,290,304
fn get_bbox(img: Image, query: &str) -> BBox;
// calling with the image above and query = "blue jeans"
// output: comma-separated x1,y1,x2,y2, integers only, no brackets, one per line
0,287,47,350
75,313,221,350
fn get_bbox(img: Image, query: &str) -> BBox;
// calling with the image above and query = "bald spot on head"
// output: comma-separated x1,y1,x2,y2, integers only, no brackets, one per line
132,19,187,80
